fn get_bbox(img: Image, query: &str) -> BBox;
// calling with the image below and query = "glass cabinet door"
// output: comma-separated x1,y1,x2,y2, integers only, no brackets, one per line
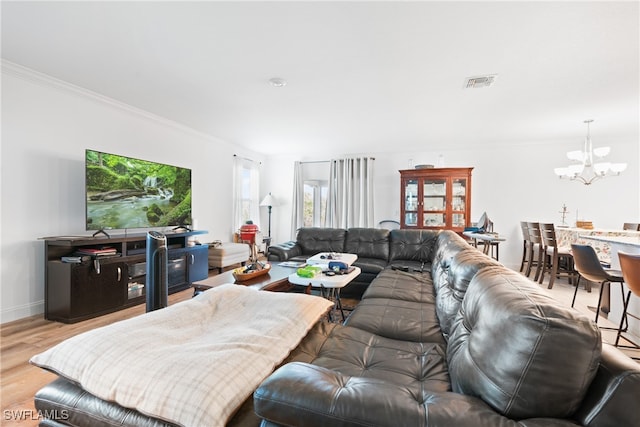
423,179,446,227
424,213,446,227
404,179,418,227
451,178,467,227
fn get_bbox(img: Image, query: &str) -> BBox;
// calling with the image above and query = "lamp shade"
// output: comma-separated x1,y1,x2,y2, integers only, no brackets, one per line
260,193,276,207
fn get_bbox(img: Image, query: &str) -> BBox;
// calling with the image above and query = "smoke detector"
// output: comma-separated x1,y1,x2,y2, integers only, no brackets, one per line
269,77,287,87
463,74,498,89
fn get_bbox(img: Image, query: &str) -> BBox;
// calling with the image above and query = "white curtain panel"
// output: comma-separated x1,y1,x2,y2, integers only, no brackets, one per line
232,156,244,234
290,161,304,239
248,164,260,229
326,157,375,228
232,156,261,235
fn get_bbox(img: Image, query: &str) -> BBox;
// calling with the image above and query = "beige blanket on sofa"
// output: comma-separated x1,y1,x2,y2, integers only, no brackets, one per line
31,284,332,427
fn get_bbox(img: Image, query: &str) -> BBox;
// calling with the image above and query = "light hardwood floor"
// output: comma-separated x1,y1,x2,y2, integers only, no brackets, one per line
1,288,194,426
1,268,638,426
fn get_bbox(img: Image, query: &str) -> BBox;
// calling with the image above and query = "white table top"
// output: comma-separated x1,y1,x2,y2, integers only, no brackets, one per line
557,226,640,234
462,231,506,242
580,234,640,248
306,252,358,268
288,266,361,289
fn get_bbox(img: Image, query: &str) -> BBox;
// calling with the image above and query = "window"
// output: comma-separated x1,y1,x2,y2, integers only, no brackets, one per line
232,156,260,232
303,180,328,227
239,168,254,224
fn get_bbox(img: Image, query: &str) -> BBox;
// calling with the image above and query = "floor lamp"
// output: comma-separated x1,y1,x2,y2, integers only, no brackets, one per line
260,193,277,249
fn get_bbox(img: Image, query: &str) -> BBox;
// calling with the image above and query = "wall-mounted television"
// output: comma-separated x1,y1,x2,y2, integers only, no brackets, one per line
85,149,192,232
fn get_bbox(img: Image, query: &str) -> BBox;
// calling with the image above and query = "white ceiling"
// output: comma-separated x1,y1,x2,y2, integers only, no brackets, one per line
2,1,638,155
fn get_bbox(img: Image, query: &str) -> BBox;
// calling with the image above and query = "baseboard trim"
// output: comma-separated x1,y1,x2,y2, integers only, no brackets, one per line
1,300,44,324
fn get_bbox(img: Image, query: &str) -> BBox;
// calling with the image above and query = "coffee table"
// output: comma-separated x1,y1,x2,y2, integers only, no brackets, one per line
306,252,358,268
192,263,299,295
288,266,361,321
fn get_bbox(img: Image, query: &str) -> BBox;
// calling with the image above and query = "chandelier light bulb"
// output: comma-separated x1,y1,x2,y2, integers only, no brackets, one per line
567,150,584,162
610,163,628,174
593,147,610,157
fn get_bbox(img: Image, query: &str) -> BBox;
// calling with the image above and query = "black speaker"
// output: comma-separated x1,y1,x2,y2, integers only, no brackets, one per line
146,231,168,312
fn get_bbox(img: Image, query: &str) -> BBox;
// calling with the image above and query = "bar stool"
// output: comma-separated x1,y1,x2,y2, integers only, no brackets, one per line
519,221,530,273
526,222,544,281
616,251,640,358
539,223,576,289
571,244,625,328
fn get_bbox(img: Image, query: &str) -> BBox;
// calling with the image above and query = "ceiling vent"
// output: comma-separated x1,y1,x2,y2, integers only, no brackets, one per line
463,74,498,89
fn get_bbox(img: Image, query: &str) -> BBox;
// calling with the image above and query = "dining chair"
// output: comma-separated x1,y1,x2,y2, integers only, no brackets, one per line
622,222,640,231
571,244,626,328
615,251,640,358
525,222,544,281
539,223,577,289
519,221,530,273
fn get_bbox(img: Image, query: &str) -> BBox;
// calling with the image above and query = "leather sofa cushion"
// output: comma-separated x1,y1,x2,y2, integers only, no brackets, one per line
312,325,450,393
360,268,433,303
447,267,602,419
346,297,444,344
255,361,444,427
35,377,178,427
255,361,581,427
344,228,390,260
436,250,502,339
346,270,444,344
389,229,439,262
296,227,347,255
573,343,640,427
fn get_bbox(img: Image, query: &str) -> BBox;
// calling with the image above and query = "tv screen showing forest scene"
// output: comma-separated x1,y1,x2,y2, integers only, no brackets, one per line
85,149,192,231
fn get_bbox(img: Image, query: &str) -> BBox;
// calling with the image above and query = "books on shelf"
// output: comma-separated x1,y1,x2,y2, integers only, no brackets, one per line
61,256,90,263
74,246,119,257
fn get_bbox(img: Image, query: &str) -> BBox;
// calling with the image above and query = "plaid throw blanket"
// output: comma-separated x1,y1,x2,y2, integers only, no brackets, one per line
31,284,332,426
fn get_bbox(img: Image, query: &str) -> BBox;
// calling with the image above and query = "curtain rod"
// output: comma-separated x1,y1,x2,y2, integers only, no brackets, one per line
300,158,375,164
233,154,262,164
330,157,376,161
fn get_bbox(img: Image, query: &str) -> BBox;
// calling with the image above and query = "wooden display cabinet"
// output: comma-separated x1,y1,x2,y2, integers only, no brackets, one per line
400,167,473,232
42,230,208,323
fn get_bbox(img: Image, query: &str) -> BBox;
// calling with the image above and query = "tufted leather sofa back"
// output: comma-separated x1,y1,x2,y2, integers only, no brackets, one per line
431,231,472,292
435,250,501,339
344,228,390,260
389,229,439,262
446,267,601,419
296,227,347,255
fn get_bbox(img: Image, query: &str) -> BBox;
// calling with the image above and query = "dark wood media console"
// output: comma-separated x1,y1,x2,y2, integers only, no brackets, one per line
42,230,208,323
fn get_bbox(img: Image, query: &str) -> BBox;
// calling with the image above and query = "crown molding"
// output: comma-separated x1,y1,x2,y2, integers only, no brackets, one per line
1,59,228,145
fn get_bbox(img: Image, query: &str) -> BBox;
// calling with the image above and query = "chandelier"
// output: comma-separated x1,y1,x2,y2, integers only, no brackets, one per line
554,120,627,185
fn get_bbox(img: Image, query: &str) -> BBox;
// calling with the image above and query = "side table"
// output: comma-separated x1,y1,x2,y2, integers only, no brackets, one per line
463,231,506,261
288,266,361,322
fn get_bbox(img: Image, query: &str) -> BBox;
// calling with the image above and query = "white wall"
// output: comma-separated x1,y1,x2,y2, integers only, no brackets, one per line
264,138,639,272
3,62,638,323
1,63,263,323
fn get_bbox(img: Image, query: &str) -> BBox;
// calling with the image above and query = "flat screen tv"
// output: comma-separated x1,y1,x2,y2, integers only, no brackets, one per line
85,149,192,233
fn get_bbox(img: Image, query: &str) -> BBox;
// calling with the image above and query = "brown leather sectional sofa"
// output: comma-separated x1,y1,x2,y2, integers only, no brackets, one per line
34,228,640,426
257,228,639,426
